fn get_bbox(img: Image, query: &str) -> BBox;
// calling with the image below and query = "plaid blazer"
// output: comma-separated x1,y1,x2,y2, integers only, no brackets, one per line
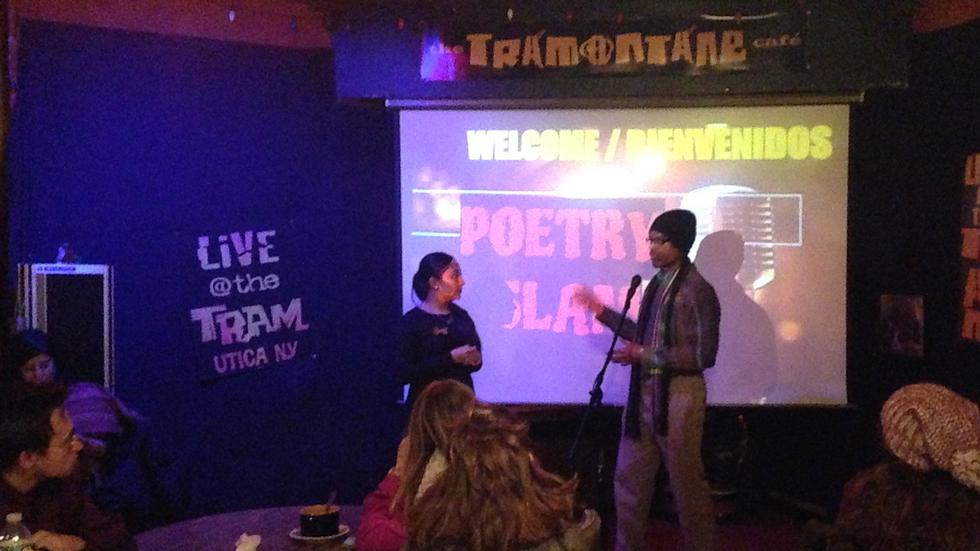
598,261,720,438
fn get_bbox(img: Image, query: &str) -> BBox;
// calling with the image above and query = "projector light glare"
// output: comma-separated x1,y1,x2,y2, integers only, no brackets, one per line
777,321,802,342
433,195,461,225
633,151,668,182
558,165,639,198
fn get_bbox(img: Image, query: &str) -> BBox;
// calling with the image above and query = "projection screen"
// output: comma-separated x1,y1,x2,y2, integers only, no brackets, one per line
400,105,848,405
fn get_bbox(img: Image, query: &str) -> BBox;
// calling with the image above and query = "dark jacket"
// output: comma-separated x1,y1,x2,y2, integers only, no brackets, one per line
598,261,720,438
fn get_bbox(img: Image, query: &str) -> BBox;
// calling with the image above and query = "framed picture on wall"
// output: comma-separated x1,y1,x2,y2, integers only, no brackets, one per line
879,294,924,357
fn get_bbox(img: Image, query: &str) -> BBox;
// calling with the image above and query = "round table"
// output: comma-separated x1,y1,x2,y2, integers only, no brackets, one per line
136,505,361,550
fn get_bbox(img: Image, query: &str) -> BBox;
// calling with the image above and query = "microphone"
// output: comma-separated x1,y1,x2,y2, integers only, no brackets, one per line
624,274,642,309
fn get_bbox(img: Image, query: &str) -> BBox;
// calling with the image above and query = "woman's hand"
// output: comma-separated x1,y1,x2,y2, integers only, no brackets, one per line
451,345,481,366
572,286,606,316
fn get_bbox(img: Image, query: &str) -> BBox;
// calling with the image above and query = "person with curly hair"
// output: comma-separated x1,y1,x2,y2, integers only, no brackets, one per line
407,406,600,551
357,379,476,551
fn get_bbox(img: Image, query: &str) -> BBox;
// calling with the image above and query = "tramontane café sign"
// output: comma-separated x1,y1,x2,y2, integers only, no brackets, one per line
420,12,807,81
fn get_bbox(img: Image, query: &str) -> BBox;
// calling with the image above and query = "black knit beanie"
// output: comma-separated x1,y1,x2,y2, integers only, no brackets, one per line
649,209,697,254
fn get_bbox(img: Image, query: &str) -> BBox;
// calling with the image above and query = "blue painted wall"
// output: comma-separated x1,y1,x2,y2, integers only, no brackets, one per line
7,20,403,515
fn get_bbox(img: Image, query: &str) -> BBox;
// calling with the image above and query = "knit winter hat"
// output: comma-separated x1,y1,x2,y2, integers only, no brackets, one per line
63,383,136,441
649,209,697,254
8,329,48,368
881,383,980,492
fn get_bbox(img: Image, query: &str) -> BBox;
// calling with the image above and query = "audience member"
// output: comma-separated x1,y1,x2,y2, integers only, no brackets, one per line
804,383,980,551
407,406,600,551
5,330,188,533
65,383,189,533
357,379,476,551
5,329,57,385
0,382,136,551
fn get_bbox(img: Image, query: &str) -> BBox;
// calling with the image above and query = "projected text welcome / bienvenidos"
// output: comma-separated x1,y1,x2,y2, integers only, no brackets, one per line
466,126,833,161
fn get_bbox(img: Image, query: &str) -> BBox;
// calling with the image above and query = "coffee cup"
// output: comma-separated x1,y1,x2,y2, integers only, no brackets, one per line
299,504,340,537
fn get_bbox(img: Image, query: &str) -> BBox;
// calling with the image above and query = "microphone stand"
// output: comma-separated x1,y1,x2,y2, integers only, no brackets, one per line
568,280,639,462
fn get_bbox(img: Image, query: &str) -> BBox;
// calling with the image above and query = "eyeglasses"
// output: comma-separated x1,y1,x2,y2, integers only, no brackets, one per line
50,430,80,451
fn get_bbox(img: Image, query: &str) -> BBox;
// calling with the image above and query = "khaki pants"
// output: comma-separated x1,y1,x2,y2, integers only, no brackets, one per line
614,375,714,551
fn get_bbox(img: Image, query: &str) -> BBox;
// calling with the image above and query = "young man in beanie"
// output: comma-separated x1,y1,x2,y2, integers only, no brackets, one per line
575,209,720,551
0,383,135,551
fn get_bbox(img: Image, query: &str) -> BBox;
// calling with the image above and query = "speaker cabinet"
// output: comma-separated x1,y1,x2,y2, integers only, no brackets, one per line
18,264,114,389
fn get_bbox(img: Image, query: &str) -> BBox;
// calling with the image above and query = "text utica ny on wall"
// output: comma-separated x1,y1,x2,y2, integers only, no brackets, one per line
189,229,311,378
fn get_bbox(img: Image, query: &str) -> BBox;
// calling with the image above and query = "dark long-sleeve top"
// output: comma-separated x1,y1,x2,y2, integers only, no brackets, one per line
398,303,481,405
0,477,136,551
595,263,720,437
82,419,189,533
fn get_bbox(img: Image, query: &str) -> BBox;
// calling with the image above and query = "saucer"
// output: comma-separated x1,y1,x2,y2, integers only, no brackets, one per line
288,524,350,542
